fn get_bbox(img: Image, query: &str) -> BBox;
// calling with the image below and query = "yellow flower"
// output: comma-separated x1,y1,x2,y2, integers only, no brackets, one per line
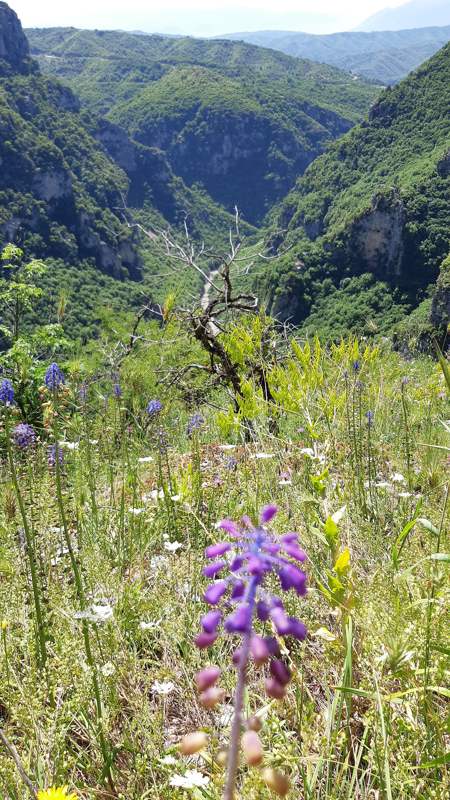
37,787,77,800
1,620,8,630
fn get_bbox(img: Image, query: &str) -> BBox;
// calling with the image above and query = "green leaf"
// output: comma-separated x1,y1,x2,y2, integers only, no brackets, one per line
334,547,351,575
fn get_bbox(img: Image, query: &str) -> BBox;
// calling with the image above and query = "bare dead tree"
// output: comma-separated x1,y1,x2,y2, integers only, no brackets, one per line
119,208,293,434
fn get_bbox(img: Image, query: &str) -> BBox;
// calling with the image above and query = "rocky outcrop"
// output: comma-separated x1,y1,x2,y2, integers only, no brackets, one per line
0,2,32,74
352,192,406,277
431,255,450,331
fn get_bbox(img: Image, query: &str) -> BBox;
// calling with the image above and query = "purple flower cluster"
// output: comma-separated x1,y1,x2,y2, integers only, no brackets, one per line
0,378,14,406
195,506,307,700
146,399,162,416
12,423,36,449
45,363,65,391
187,413,204,436
48,444,64,468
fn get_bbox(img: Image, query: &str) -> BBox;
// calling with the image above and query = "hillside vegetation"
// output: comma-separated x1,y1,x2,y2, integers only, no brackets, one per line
262,42,450,339
221,26,450,85
26,27,379,223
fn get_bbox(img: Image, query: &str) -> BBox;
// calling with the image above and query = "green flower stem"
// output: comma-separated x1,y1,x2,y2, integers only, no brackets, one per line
5,414,47,670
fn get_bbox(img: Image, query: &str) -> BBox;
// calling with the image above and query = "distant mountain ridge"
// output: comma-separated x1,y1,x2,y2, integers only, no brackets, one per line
26,27,378,224
219,26,450,84
356,0,450,32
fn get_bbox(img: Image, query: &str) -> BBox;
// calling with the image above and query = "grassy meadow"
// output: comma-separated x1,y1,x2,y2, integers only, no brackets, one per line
0,334,448,799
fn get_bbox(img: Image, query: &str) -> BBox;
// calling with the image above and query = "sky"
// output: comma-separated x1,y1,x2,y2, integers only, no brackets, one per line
11,0,409,36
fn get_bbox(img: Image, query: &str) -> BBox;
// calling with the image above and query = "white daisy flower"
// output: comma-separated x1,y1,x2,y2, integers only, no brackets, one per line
152,680,175,696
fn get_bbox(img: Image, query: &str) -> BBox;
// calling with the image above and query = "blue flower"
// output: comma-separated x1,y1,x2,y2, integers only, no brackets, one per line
366,410,374,427
12,423,36,449
113,383,122,399
0,379,14,406
187,413,204,436
48,444,64,467
147,399,163,416
45,363,65,391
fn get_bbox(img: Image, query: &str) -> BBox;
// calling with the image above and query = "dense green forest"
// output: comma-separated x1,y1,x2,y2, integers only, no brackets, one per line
261,42,450,342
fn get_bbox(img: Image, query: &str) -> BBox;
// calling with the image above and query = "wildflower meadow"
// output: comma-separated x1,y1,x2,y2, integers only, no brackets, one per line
0,333,448,800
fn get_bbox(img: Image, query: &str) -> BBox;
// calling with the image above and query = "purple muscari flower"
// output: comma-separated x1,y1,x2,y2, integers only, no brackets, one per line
187,413,204,436
352,360,361,373
201,610,222,633
206,542,232,559
196,503,308,657
0,378,14,406
147,399,163,416
12,423,36,449
113,383,122,399
366,410,374,427
48,444,64,468
79,383,88,403
45,363,65,391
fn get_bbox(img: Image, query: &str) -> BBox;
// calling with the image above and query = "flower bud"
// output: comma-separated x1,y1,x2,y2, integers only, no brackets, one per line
242,730,263,766
262,768,290,796
265,677,286,700
179,731,208,755
200,687,225,709
250,635,270,665
195,666,221,692
217,749,228,767
247,715,262,732
270,659,291,686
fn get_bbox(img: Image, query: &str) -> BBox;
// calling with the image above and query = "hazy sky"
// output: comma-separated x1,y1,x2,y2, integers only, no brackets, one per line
12,0,409,35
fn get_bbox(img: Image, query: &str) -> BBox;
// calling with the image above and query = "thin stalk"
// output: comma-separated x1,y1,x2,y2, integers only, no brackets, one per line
223,576,258,800
53,425,115,793
5,415,47,669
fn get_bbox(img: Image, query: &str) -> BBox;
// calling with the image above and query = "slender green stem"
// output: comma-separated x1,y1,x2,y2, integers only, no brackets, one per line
6,414,47,669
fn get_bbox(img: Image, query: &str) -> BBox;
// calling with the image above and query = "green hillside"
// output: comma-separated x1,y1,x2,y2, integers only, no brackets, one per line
262,42,450,337
221,26,450,85
26,27,379,223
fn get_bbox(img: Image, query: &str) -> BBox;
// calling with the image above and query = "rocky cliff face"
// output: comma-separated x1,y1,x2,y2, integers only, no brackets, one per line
0,1,32,73
0,3,141,280
351,193,406,278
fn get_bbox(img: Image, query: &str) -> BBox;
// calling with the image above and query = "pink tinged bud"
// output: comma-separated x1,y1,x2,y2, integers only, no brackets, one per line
195,631,218,649
265,677,287,699
250,635,270,665
201,610,221,633
203,560,226,578
204,580,228,605
241,515,253,528
224,603,251,633
262,768,290,797
180,731,208,755
205,542,231,558
270,606,290,635
286,617,307,641
195,666,221,692
200,686,225,709
260,504,278,524
247,715,263,732
270,659,291,686
242,730,263,766
232,646,243,666
219,519,239,536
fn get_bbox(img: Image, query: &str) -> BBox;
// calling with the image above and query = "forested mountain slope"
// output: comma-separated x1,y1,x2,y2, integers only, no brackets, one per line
0,2,139,280
26,27,379,223
221,26,450,85
263,42,450,337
